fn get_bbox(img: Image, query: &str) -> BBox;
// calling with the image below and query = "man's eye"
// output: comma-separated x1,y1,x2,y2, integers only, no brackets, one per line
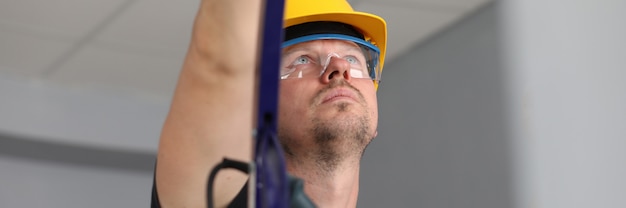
345,56,360,64
293,56,310,65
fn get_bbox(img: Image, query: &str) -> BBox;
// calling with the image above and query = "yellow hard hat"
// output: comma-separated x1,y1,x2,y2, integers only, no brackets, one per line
284,0,387,88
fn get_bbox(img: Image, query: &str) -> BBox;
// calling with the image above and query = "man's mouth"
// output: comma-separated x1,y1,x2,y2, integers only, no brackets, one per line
321,88,358,104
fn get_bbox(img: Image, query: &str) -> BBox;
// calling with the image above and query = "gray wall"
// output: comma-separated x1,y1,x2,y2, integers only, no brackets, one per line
0,3,512,208
501,0,626,207
360,3,512,208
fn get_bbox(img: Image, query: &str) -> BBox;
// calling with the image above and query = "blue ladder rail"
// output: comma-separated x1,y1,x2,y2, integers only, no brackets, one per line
253,0,289,207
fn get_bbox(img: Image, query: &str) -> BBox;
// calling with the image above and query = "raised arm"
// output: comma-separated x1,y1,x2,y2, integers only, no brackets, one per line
155,0,261,207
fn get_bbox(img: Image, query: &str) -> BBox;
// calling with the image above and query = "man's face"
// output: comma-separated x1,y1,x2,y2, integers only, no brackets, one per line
277,39,379,169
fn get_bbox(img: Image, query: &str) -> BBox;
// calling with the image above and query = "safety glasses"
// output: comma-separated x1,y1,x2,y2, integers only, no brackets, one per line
281,34,381,83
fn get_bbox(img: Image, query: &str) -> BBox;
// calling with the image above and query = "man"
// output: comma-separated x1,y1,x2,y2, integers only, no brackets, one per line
153,0,387,207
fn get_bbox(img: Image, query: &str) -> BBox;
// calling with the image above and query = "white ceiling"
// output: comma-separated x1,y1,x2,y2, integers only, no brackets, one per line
0,0,491,99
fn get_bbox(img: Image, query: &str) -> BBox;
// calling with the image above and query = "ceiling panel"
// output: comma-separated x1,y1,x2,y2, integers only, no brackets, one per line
354,2,461,62
0,28,73,76
1,0,493,98
48,44,181,98
93,0,198,59
0,0,129,38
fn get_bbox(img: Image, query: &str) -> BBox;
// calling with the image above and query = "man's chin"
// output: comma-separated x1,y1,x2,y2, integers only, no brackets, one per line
311,112,372,161
316,111,362,127
317,100,362,114
313,111,368,137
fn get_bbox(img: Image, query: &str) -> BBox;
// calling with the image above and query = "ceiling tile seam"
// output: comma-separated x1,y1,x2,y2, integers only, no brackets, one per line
40,0,139,78
0,20,75,43
360,1,467,14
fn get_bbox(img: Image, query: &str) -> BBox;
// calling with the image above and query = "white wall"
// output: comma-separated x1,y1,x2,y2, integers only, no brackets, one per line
500,0,626,207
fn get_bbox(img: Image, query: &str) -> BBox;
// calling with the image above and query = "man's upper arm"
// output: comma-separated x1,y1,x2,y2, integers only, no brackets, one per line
154,0,261,207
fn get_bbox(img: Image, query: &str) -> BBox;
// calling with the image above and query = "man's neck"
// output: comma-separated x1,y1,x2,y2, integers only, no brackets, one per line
286,157,361,208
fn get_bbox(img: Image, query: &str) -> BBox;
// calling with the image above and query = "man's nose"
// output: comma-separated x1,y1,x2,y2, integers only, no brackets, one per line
320,56,352,83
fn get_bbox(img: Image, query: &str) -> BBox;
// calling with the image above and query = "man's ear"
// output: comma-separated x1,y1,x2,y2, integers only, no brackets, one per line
374,130,378,138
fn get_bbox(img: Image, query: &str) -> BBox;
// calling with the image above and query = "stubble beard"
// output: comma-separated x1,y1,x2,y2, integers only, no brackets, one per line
310,103,372,174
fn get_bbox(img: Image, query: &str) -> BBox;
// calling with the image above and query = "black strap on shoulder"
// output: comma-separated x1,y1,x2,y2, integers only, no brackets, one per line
151,162,161,208
228,181,249,208
207,158,250,208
